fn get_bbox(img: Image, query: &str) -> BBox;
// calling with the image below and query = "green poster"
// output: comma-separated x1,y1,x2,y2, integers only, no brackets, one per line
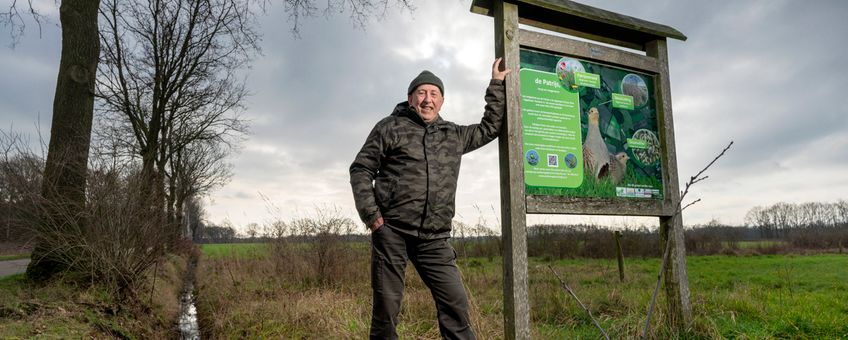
520,48,664,199
520,69,584,188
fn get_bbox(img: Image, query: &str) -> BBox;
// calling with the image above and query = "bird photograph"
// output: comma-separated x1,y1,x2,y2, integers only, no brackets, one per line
582,107,610,179
603,152,629,185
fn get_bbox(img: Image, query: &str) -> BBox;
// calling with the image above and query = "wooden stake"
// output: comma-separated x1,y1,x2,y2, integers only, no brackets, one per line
614,231,625,282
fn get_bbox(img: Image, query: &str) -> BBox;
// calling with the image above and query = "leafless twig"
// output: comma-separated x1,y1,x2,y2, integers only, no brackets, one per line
547,265,610,340
1,0,48,47
641,140,733,339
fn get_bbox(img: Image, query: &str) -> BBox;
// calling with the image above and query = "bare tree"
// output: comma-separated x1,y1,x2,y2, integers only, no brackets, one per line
0,128,43,243
837,200,848,226
245,222,259,240
287,206,356,285
169,139,235,229
281,0,413,36
8,0,415,282
96,0,257,225
183,194,206,240
745,206,775,238
0,0,48,45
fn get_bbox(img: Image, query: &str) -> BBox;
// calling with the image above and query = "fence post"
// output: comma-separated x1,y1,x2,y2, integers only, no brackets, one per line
614,231,625,282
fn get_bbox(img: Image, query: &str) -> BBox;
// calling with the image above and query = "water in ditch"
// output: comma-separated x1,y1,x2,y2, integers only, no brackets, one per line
179,253,200,340
178,282,200,340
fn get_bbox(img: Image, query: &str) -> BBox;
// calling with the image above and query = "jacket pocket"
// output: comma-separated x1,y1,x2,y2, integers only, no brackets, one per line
374,176,398,208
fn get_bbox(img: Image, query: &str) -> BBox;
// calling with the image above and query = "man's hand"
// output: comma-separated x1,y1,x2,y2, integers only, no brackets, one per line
492,57,512,81
371,216,384,232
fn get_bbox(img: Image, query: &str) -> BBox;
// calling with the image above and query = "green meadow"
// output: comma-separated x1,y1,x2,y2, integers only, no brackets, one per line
199,243,270,259
196,243,848,339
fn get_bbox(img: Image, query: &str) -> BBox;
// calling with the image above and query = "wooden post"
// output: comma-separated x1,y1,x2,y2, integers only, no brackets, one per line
647,38,692,329
494,1,530,339
614,231,625,282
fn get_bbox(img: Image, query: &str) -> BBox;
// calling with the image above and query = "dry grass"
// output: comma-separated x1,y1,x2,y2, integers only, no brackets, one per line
0,253,188,338
195,245,508,339
197,254,361,338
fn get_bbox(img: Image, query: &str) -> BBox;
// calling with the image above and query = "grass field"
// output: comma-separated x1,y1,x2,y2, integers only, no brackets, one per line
735,240,787,249
687,255,848,338
199,243,269,259
196,243,848,339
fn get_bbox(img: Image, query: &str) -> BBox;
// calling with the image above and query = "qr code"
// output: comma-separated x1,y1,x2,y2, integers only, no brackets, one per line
547,154,558,167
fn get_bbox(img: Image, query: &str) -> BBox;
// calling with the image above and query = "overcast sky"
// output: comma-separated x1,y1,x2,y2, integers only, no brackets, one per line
2,0,847,232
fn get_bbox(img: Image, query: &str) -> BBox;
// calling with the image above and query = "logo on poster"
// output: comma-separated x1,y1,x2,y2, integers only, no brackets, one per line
525,150,540,166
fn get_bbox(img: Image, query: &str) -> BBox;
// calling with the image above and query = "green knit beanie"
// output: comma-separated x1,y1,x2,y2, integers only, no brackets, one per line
407,70,444,95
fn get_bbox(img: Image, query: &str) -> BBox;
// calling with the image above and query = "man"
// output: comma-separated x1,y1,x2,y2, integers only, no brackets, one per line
350,58,510,339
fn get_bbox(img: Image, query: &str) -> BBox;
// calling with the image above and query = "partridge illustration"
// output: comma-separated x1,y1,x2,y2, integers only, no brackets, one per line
607,152,629,184
582,107,609,179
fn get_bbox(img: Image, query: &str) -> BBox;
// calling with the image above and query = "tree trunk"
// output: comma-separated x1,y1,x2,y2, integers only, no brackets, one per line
174,193,186,236
167,174,176,222
27,0,102,281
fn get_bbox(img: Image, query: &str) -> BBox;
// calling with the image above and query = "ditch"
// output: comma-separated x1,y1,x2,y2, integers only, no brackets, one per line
178,254,200,340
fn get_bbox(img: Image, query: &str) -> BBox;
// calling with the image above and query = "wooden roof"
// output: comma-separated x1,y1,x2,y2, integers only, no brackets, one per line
471,0,686,50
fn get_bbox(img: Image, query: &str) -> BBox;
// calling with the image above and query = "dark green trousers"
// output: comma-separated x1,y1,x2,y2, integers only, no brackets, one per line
370,225,476,340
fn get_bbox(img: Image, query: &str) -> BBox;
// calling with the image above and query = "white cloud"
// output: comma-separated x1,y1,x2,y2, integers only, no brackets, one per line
3,0,847,233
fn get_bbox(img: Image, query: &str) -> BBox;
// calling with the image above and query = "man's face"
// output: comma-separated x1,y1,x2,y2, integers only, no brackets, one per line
408,84,443,124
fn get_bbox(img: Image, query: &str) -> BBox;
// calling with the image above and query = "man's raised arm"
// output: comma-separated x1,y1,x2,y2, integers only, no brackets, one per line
461,58,512,153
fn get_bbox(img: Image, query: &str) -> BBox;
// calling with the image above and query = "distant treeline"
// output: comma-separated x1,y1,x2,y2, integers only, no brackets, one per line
185,201,848,259
745,200,848,237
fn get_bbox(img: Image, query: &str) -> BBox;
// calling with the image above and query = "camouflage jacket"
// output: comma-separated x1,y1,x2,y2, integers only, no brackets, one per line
349,79,506,239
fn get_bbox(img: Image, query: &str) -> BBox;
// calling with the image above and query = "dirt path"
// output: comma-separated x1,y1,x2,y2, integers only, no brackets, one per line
0,259,30,277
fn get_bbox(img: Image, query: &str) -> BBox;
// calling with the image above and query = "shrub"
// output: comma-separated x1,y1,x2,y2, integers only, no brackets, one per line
25,168,174,299
268,206,364,287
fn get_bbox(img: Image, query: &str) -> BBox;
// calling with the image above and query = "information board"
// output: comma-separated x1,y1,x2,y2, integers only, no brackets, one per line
520,48,664,199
